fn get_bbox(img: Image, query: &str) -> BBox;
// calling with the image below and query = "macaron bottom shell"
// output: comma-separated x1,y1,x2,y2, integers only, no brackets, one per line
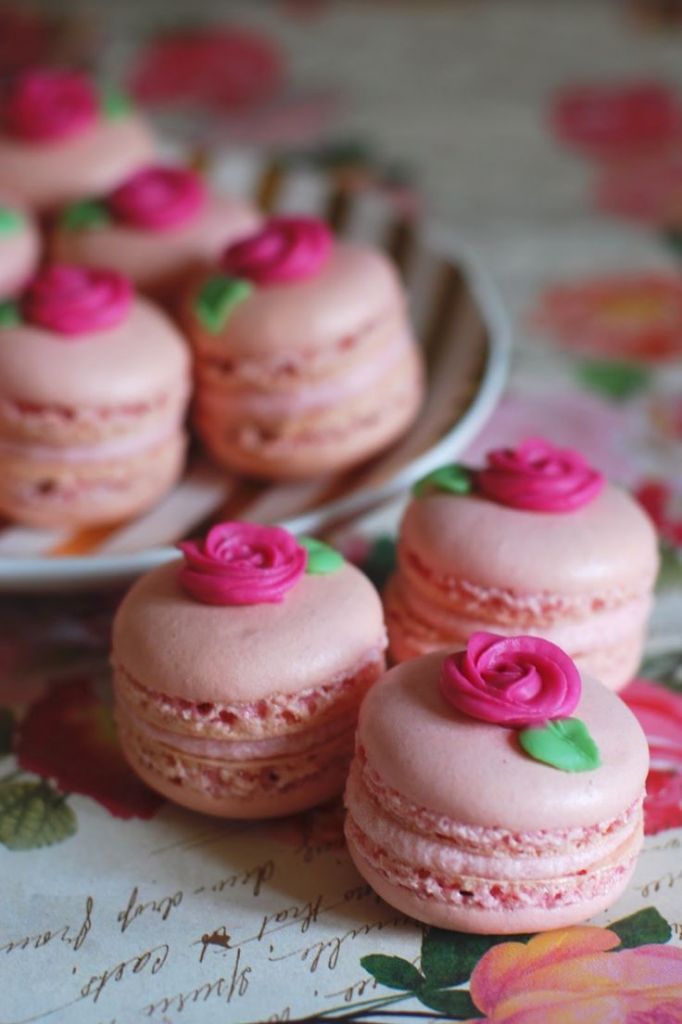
344,826,638,934
195,339,424,480
0,430,186,528
113,654,385,819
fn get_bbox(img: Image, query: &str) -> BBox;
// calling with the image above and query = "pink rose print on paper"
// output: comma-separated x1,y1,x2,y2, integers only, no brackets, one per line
440,632,581,728
129,27,284,113
465,925,682,1023
178,521,307,606
621,678,682,835
530,273,682,363
551,81,682,159
15,676,163,820
596,142,682,229
635,480,682,548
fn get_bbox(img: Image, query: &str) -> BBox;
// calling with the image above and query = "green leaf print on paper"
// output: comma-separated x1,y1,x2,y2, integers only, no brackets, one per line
0,780,76,850
359,954,422,991
576,358,650,401
417,987,478,1017
609,908,672,949
420,927,529,988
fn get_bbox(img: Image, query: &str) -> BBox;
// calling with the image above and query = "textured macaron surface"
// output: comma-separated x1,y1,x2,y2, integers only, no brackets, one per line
399,484,658,598
356,652,648,832
112,558,387,704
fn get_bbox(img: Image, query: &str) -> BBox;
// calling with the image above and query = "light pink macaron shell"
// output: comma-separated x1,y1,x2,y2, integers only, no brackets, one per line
112,558,386,703
0,298,190,408
402,484,659,596
0,202,40,299
187,241,406,356
357,651,649,832
52,193,261,293
0,114,155,211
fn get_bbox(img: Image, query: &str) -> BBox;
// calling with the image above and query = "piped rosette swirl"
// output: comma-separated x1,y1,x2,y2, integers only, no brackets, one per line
112,521,387,817
20,265,133,337
109,165,206,230
440,632,598,770
220,216,333,285
3,70,99,142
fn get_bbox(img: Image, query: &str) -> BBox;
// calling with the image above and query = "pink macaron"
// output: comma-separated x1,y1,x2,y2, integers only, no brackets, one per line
385,439,659,690
51,163,261,305
344,632,649,934
0,69,155,212
0,198,40,299
0,265,190,527
111,522,387,818
181,215,424,479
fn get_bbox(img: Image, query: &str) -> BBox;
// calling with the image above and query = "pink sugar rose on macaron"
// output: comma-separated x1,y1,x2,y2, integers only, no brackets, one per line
385,437,659,691
23,264,133,336
220,216,333,284
51,163,261,305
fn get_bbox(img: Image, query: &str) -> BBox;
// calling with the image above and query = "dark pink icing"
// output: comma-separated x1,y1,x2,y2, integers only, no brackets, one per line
476,438,604,512
440,632,581,727
109,165,206,230
4,70,98,142
220,216,332,285
178,522,307,606
23,265,133,337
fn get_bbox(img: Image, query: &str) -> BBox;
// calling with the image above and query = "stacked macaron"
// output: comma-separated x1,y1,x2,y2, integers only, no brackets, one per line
344,632,649,933
51,164,260,303
0,265,190,526
182,216,425,479
112,522,387,817
0,69,155,211
385,438,659,690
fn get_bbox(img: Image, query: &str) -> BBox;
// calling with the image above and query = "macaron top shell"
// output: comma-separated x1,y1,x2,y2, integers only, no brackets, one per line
358,651,649,832
189,241,405,355
0,298,190,407
0,115,155,210
53,192,261,288
113,558,386,703
402,484,658,595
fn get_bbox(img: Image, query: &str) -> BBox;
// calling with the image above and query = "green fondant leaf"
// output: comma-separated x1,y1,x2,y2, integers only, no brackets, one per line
416,987,478,1018
359,954,422,991
608,907,671,948
413,464,473,498
0,780,77,850
362,535,396,591
59,199,111,231
0,207,24,235
0,709,14,756
576,359,650,401
196,275,252,333
0,300,21,327
299,536,345,575
519,717,601,773
420,929,530,988
99,86,132,119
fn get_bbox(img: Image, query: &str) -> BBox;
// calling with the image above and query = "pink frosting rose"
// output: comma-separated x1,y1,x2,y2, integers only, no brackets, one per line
476,437,604,512
220,216,332,285
23,265,133,337
440,632,581,727
178,522,307,605
4,69,98,142
109,165,206,230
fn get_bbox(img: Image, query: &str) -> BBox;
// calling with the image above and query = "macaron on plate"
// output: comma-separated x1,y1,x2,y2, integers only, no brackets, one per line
0,155,509,590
